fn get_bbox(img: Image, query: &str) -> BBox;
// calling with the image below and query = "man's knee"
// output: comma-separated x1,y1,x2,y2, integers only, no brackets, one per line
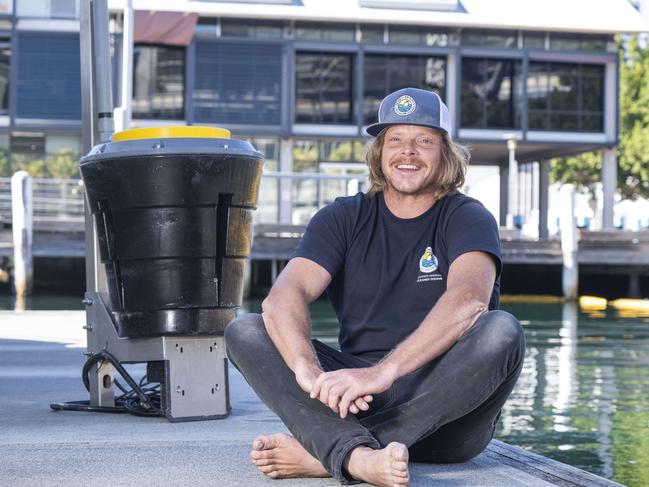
464,310,525,367
479,310,524,348
224,313,268,359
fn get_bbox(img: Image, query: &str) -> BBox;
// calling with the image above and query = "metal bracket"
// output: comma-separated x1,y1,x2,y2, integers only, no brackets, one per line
84,291,230,421
163,338,229,421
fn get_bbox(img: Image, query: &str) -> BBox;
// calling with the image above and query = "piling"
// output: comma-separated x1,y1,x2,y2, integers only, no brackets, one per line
560,184,578,301
11,171,33,300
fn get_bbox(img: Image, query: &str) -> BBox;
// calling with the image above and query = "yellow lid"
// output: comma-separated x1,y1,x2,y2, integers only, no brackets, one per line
112,126,230,142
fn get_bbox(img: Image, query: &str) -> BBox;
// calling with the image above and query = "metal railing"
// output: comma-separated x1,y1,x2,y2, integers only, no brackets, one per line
0,177,85,224
0,172,369,226
0,177,10,221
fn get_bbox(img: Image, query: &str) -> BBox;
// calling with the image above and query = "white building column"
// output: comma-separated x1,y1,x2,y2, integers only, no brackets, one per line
601,148,617,230
279,138,293,224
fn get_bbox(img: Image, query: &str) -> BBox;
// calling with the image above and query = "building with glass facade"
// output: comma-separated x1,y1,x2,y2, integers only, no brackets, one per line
3,0,649,235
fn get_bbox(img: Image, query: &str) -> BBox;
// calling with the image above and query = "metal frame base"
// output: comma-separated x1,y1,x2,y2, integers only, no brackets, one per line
84,292,230,421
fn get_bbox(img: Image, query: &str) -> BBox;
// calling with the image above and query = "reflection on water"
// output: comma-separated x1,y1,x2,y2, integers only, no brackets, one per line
4,295,648,486
497,302,649,487
242,299,649,487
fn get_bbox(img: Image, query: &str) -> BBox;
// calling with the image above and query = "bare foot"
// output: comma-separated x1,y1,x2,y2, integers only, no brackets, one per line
344,442,409,487
250,433,329,479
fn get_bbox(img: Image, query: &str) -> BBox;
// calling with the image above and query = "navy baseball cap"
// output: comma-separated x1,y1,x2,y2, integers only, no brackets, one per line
365,87,452,138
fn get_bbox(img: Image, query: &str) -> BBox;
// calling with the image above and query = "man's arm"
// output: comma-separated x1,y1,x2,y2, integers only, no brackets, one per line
261,257,373,413
310,251,496,418
261,257,330,387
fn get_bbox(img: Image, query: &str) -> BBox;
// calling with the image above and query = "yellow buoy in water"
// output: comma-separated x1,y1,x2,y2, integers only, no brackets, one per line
609,298,649,311
579,296,608,311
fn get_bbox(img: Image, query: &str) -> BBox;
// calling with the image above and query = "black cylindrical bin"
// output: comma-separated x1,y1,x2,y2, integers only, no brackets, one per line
79,127,263,338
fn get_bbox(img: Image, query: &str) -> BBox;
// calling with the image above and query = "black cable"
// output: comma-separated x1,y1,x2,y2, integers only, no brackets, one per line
50,351,164,417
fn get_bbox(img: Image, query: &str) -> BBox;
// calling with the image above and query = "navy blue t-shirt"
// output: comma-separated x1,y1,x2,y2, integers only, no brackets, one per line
292,191,502,355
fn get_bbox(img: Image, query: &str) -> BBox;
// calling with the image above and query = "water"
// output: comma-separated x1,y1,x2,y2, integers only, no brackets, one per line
3,295,648,486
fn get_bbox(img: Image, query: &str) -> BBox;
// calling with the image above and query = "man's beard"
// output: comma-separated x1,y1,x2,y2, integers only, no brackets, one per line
383,157,439,196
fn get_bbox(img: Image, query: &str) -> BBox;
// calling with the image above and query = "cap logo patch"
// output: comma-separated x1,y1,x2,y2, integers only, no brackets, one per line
394,95,416,116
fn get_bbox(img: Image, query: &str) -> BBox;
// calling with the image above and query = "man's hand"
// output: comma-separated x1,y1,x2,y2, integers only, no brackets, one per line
310,365,396,419
294,359,324,395
295,360,377,418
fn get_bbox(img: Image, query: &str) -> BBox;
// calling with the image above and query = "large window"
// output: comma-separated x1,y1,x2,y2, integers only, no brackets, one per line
194,41,282,125
461,58,522,129
363,54,446,124
360,24,384,44
460,29,517,49
527,62,604,132
388,26,451,46
17,33,81,120
221,18,283,38
549,33,609,52
295,22,355,43
292,139,365,224
295,52,354,124
132,45,185,119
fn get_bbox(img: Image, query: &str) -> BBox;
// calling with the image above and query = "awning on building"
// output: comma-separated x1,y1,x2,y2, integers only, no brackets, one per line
111,0,649,34
134,11,198,46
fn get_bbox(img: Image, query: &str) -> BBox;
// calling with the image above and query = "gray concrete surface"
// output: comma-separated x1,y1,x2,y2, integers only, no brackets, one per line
0,311,619,486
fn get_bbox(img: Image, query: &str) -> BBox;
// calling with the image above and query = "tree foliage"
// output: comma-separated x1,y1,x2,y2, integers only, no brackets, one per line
550,35,649,199
4,149,79,179
47,149,80,179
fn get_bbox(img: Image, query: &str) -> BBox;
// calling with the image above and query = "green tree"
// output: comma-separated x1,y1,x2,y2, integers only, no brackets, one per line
47,149,80,179
550,35,649,199
292,141,318,172
327,141,365,162
0,149,8,177
550,151,602,191
10,153,46,178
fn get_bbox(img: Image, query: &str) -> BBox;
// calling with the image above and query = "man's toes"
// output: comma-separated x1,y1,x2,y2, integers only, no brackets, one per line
252,458,274,467
251,449,273,460
252,433,289,454
264,433,288,449
392,466,408,477
388,442,409,462
392,460,408,471
253,435,269,450
258,464,275,474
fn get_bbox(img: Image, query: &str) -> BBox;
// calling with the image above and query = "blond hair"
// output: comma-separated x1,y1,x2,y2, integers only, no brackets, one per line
365,129,470,199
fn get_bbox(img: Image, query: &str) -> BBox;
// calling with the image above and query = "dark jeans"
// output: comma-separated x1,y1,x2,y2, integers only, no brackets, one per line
224,310,525,484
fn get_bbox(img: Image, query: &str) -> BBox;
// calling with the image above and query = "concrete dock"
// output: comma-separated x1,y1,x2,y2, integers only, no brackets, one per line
0,311,622,487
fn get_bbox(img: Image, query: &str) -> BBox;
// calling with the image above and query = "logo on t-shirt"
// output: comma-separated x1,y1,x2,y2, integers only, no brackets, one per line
419,246,438,273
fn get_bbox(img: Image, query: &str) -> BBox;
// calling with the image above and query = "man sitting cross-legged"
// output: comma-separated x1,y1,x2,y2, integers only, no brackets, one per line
225,87,525,486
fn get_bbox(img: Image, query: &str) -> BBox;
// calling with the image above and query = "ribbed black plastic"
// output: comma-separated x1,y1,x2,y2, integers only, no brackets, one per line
79,141,263,338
